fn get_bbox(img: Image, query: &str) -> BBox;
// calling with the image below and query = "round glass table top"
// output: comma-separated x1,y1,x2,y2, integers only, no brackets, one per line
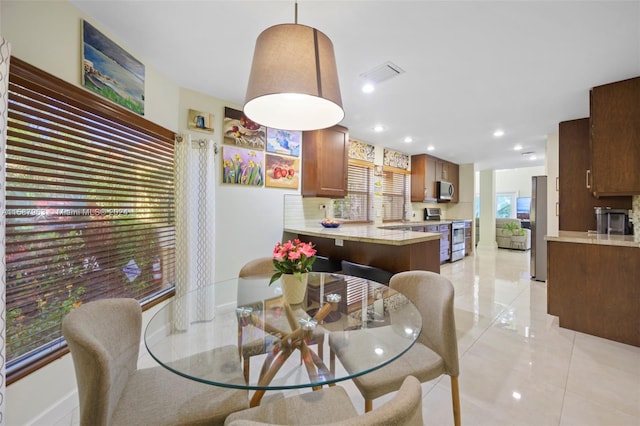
144,272,421,395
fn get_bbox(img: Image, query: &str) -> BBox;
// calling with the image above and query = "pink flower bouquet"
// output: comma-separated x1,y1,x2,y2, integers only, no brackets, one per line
270,239,317,285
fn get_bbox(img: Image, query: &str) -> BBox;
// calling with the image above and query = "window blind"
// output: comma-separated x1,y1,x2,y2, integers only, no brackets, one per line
382,166,410,221
334,161,371,221
6,57,176,381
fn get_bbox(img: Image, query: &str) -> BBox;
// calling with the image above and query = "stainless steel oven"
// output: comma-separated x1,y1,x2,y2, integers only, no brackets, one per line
451,221,466,262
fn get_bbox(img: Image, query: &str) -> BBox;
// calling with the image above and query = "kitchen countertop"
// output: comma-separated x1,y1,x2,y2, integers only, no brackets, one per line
545,231,639,248
284,222,442,246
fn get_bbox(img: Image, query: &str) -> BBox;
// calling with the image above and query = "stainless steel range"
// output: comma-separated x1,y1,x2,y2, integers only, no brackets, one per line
424,208,465,262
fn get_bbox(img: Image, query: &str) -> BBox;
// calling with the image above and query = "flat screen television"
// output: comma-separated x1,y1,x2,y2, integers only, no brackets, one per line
516,197,531,219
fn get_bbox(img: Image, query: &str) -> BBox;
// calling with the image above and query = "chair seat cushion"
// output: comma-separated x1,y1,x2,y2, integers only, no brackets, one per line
113,346,249,426
331,331,444,401
224,386,358,425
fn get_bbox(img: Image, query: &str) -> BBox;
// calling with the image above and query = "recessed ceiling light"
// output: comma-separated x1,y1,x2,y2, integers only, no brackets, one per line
362,83,375,93
427,145,435,151
373,125,384,132
404,136,413,143
493,129,505,137
514,144,523,151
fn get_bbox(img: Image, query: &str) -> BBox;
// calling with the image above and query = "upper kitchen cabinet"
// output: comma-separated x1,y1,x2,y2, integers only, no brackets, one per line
558,118,631,231
411,154,437,202
411,154,460,203
589,76,640,196
302,125,349,198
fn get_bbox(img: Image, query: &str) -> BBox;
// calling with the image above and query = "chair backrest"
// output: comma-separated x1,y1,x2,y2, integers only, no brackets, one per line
312,255,342,273
62,298,142,426
226,375,423,426
389,270,459,377
239,257,274,278
340,260,394,284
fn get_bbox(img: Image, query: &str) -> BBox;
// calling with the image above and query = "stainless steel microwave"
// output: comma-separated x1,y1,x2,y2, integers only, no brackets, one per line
437,181,454,201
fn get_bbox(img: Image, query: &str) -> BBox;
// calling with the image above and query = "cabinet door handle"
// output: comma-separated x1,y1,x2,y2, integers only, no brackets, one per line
556,177,559,192
556,202,559,216
586,170,591,189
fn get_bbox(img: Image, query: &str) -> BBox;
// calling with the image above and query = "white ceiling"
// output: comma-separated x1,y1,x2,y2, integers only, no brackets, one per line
70,0,640,171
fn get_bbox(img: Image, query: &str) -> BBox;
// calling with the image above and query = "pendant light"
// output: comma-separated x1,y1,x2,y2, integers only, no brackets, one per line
243,2,344,131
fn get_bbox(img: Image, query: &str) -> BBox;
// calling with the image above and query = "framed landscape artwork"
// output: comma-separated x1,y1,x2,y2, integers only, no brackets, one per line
81,20,145,115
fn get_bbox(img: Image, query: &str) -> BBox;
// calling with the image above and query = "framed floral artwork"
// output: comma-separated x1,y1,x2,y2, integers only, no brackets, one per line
266,128,302,157
265,153,300,189
222,146,264,186
223,107,266,150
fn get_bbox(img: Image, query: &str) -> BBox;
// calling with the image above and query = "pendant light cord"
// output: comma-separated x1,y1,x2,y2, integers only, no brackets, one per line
294,1,298,24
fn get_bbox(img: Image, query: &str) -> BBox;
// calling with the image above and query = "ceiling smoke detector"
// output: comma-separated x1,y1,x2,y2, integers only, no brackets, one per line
360,61,405,84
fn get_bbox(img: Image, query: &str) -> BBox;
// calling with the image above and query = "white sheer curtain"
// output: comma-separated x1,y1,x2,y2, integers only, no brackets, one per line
173,134,216,330
0,37,11,424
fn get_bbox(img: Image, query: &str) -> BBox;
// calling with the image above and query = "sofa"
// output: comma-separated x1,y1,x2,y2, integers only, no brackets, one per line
496,218,531,250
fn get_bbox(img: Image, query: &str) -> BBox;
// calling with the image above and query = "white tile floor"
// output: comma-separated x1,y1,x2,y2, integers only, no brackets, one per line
64,247,639,425
343,247,640,426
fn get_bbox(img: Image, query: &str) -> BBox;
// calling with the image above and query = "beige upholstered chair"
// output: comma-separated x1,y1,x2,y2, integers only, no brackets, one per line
330,270,461,426
62,298,249,426
239,256,274,278
224,375,423,426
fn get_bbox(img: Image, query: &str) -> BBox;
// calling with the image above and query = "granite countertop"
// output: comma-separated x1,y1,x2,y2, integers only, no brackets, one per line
545,231,639,248
284,222,442,246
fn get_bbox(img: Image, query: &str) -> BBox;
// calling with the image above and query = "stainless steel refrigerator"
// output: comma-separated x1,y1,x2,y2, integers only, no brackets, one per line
530,175,547,281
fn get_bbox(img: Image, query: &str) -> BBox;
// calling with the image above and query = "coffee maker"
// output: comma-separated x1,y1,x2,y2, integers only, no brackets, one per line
594,207,631,235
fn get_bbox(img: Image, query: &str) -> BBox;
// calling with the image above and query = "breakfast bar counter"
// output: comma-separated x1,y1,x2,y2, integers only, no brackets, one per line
283,223,442,274
546,232,640,347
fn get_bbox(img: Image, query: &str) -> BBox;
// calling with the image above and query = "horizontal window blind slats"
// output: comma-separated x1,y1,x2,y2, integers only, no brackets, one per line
7,111,174,166
6,141,173,182
6,57,176,379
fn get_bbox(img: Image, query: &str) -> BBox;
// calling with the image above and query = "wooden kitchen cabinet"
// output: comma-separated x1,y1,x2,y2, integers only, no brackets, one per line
547,240,640,346
411,154,437,202
589,76,640,196
411,154,459,203
302,125,349,198
559,118,631,231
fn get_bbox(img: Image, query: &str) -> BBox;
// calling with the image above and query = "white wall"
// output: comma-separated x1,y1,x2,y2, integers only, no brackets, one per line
176,88,298,282
546,133,560,234
495,166,546,197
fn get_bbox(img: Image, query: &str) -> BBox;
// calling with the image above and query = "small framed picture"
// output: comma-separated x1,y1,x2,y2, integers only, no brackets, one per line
188,109,214,133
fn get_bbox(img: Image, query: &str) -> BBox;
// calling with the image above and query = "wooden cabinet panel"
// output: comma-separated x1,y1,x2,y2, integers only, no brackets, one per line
302,125,348,198
411,154,459,203
547,241,640,346
411,154,437,202
590,76,640,196
559,118,631,231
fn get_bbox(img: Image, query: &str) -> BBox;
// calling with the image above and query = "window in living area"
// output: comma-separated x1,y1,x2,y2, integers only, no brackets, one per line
6,57,176,382
496,192,517,218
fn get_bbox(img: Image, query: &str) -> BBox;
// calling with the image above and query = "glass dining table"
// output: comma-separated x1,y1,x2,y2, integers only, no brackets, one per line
144,272,422,407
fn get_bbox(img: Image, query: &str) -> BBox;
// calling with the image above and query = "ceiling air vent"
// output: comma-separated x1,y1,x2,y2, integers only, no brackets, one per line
360,61,405,84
